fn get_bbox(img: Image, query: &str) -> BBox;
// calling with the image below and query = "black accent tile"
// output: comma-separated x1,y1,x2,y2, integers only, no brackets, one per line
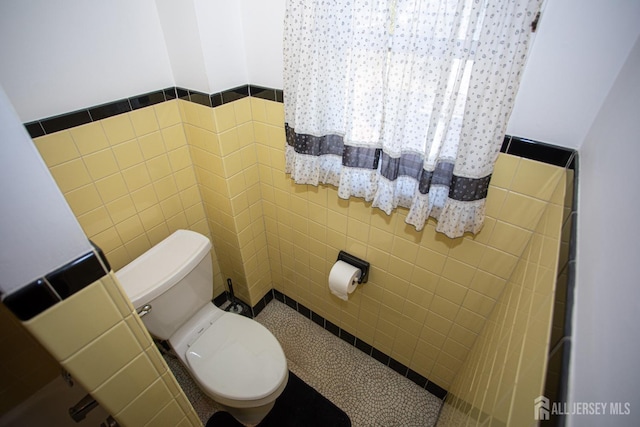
264,289,274,304
41,110,92,134
222,85,250,103
273,289,284,303
325,319,339,337
500,135,511,153
371,348,390,366
175,87,190,100
249,85,277,102
213,292,228,307
89,99,131,121
210,93,224,108
567,152,577,170
389,358,408,376
311,311,325,328
25,121,45,138
46,252,107,299
163,87,177,100
506,136,574,168
425,380,448,400
275,89,284,103
90,240,111,272
407,369,428,388
130,90,166,110
189,91,211,107
252,298,266,316
354,338,373,356
297,302,311,319
2,279,61,321
339,329,356,346
284,295,298,310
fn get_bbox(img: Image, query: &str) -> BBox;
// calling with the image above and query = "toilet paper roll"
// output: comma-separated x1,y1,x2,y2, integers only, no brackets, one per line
329,260,361,301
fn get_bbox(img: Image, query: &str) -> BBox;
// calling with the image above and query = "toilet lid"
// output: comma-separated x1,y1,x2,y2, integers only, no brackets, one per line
186,313,288,403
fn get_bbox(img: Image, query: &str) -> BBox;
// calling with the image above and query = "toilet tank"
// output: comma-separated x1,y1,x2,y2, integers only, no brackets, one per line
116,230,213,340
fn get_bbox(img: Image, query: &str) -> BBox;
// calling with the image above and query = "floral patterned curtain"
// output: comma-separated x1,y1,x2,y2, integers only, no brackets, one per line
284,0,542,238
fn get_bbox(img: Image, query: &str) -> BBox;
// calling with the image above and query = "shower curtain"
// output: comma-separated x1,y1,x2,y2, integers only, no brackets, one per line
284,0,542,238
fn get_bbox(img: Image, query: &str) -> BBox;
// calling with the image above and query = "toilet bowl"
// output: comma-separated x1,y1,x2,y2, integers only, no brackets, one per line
115,230,288,425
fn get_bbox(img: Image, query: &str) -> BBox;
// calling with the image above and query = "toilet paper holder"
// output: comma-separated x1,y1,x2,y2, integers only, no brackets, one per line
337,251,370,284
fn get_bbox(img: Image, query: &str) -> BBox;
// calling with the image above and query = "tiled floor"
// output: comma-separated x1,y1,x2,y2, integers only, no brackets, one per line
165,299,442,426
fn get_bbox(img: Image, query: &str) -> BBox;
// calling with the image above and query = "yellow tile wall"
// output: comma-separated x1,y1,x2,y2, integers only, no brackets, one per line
436,172,566,426
181,98,271,304
252,97,566,389
21,272,201,427
28,94,567,408
33,101,225,297
0,304,60,415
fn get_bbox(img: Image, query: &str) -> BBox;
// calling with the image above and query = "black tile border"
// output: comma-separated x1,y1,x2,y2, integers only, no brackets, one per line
541,154,578,427
214,288,449,400
2,279,60,321
23,83,578,174
23,84,278,138
500,135,576,169
2,244,110,321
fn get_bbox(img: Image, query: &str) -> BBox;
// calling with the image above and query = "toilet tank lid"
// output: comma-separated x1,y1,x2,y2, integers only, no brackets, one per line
116,230,211,309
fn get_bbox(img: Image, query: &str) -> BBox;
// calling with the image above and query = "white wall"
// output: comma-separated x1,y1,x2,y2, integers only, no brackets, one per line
154,0,209,92
507,0,640,149
0,85,92,295
195,0,249,92
0,0,174,123
569,35,640,426
3,0,637,152
241,0,286,89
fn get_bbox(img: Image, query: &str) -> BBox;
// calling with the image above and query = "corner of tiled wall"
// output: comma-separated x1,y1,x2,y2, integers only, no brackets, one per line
34,100,208,271
182,96,274,306
21,271,201,426
436,167,567,426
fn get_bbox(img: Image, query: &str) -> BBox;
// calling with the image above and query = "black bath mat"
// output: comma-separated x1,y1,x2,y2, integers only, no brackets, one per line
205,371,351,427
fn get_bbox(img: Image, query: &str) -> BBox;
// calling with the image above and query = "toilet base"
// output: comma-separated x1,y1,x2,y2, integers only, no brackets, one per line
221,400,275,426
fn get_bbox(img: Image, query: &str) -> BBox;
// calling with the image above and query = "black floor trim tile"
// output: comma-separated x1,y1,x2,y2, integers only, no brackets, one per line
372,348,390,366
311,311,325,328
407,369,428,388
354,339,373,356
389,358,409,376
425,381,448,400
339,329,356,346
325,319,340,337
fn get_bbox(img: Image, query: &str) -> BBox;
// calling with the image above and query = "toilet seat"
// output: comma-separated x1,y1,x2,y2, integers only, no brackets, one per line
186,312,288,408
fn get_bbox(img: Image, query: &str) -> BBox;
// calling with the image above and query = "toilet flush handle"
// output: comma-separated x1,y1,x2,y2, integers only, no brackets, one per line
137,304,152,318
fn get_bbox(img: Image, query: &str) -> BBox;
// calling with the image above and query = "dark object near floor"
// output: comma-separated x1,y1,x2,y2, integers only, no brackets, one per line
205,371,351,427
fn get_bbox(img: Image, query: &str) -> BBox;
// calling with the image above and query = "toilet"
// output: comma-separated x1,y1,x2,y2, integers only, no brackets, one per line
115,230,288,425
